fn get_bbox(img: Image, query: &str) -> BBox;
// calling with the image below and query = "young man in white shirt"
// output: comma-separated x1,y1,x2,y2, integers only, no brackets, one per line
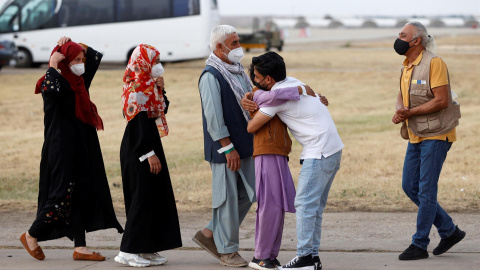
247,52,343,270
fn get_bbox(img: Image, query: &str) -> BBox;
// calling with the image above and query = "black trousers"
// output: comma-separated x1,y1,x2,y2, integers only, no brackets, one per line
28,208,86,247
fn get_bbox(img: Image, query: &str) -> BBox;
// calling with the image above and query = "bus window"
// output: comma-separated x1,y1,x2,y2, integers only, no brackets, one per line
117,0,172,22
0,5,20,33
60,0,114,27
20,0,56,31
173,0,200,16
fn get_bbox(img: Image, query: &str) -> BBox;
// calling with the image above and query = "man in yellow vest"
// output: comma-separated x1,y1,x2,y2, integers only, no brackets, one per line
392,21,465,261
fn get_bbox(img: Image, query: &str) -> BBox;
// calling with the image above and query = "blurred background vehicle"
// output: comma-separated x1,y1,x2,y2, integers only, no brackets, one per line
0,0,219,68
0,39,16,70
238,17,283,52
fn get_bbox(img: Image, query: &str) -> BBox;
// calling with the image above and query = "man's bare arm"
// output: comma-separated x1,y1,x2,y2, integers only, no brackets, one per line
247,112,273,134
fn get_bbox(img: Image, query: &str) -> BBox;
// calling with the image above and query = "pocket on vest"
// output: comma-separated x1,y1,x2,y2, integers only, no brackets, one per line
416,114,442,133
410,88,430,108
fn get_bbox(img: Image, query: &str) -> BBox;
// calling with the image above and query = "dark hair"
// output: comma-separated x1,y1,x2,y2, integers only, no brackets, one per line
249,52,286,83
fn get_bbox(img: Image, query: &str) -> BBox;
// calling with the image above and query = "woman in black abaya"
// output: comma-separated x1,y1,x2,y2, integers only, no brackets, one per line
114,44,182,267
20,37,123,261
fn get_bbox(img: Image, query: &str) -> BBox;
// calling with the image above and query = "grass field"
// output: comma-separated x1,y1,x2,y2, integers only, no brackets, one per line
0,33,479,212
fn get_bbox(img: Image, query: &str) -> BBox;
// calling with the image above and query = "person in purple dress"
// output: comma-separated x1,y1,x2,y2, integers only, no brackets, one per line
241,53,328,270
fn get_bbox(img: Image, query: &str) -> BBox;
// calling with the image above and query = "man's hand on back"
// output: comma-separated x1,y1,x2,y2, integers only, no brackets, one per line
241,92,258,112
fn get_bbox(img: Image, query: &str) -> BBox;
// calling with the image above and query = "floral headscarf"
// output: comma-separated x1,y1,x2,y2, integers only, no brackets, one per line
122,44,168,137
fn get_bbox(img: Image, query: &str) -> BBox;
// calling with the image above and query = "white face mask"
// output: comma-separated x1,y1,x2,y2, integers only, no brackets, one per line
151,63,164,78
70,63,85,76
222,43,244,63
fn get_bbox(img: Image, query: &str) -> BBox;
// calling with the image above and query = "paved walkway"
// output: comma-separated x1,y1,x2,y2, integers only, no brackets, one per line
1,210,478,269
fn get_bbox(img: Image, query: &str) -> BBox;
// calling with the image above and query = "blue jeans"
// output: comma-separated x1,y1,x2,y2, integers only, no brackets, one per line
402,140,456,250
295,150,342,257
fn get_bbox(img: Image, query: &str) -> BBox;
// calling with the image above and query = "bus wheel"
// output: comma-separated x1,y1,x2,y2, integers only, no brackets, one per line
16,48,33,68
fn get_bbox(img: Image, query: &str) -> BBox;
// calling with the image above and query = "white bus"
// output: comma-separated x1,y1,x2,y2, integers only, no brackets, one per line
0,0,219,67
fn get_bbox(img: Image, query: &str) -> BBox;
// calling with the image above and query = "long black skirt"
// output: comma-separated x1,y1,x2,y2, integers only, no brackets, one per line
33,121,124,243
120,112,182,253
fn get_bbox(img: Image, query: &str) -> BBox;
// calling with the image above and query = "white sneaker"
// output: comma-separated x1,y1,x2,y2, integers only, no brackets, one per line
114,251,151,267
140,253,168,266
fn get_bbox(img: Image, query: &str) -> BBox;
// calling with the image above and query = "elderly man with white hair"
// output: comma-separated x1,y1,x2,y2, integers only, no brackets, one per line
192,25,255,267
392,21,465,261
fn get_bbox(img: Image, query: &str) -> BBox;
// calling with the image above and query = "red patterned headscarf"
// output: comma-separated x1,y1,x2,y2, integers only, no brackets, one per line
35,42,103,130
122,44,168,137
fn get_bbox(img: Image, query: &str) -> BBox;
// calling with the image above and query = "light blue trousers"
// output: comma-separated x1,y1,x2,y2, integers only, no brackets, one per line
295,150,342,257
206,157,255,254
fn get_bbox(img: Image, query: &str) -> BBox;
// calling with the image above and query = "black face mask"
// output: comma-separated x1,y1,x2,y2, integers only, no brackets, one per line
253,77,266,89
394,37,417,55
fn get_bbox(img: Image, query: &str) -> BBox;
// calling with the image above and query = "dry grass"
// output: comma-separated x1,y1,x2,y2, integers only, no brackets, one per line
1,34,479,212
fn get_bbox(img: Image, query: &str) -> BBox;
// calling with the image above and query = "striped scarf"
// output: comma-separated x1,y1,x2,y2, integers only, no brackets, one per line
206,52,252,122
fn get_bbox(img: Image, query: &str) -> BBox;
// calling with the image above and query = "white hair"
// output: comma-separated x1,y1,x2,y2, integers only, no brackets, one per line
209,25,237,51
406,21,436,51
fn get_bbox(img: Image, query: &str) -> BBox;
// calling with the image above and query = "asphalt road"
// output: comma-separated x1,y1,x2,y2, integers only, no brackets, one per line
1,210,478,269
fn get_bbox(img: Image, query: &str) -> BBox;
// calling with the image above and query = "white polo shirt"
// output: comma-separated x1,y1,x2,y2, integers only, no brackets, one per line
259,77,344,159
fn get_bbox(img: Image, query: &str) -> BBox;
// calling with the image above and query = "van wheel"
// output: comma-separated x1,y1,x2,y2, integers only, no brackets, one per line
16,48,33,68
266,40,272,51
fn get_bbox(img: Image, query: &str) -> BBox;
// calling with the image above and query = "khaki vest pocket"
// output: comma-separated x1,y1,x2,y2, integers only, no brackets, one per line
410,89,430,108
416,115,442,133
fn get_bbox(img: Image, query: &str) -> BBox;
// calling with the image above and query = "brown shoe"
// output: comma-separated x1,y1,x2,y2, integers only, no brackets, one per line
20,232,45,260
220,252,248,267
73,251,105,261
192,230,220,260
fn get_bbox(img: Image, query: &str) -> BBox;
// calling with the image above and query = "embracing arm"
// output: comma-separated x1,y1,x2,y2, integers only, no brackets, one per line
241,85,322,112
242,85,305,112
255,86,301,106
247,111,274,134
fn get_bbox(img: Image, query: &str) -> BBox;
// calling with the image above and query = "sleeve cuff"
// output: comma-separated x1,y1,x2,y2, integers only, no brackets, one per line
47,67,62,78
139,150,155,162
209,126,230,141
259,108,275,118
431,82,449,89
